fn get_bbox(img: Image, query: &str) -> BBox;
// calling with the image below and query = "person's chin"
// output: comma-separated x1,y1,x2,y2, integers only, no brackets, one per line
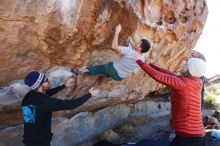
44,87,50,92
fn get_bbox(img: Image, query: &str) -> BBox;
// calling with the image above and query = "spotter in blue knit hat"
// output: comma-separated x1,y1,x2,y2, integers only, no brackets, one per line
24,71,46,90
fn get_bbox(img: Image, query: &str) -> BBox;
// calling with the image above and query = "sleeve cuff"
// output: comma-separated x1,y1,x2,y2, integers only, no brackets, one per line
60,85,66,89
136,59,143,64
87,93,92,97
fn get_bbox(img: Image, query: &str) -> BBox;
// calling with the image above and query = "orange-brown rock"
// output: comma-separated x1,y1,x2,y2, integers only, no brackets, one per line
0,0,208,132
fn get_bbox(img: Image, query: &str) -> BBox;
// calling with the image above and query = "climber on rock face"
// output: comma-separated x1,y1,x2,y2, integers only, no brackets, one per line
71,24,151,81
133,55,207,146
21,71,99,146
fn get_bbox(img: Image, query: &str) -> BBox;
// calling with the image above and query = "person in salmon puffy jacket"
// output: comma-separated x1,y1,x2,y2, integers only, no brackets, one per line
133,55,207,146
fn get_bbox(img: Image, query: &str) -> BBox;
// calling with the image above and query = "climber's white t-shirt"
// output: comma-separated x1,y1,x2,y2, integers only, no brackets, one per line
113,46,146,79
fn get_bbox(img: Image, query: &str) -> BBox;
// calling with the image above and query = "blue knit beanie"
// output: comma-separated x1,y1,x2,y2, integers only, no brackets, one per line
24,71,46,90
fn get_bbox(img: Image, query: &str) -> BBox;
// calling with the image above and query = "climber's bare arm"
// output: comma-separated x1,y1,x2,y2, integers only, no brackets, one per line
77,25,122,74
111,24,122,53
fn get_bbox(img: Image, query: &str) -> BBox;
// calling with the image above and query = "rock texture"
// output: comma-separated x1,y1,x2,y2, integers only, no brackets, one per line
0,0,138,85
0,0,208,145
0,98,170,146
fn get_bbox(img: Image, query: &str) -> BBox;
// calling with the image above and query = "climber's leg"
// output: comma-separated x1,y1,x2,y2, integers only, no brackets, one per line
86,64,107,75
87,62,122,81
